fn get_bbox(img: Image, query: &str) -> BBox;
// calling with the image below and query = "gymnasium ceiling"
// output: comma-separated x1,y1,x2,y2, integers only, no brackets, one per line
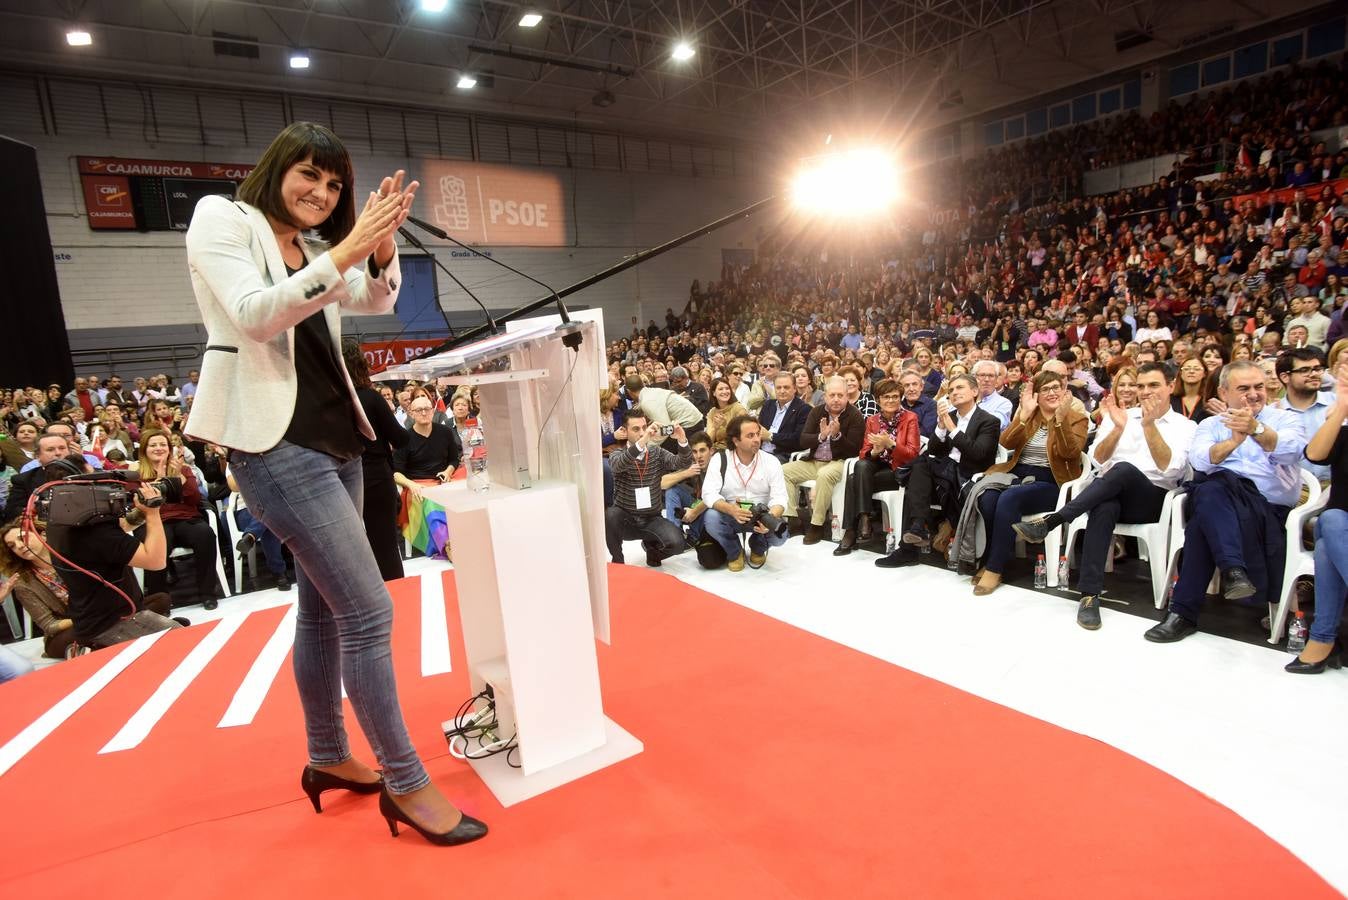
0,0,1329,148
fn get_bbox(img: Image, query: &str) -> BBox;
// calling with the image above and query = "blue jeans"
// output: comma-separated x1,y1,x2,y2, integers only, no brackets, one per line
977,478,1059,575
235,505,287,576
228,441,429,794
1310,509,1348,644
0,644,32,684
664,484,706,542
703,508,789,561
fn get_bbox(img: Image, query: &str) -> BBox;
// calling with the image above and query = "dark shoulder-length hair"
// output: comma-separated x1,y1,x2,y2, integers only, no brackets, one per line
236,122,355,245
341,339,372,389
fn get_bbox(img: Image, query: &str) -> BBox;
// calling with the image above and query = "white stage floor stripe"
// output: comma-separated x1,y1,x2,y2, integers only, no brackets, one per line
420,573,453,676
218,606,297,729
0,630,168,776
101,615,247,753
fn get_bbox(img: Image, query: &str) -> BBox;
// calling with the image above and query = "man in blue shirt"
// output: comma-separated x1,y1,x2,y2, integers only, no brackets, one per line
840,325,863,351
1145,360,1307,643
1272,347,1334,483
971,360,1013,429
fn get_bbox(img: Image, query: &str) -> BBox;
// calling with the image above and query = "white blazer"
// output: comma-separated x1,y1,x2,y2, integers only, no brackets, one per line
183,195,402,453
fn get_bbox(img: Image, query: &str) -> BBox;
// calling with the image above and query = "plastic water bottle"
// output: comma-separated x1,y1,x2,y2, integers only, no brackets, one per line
1034,554,1047,589
1057,555,1070,587
1287,611,1309,654
885,531,896,554
465,425,488,492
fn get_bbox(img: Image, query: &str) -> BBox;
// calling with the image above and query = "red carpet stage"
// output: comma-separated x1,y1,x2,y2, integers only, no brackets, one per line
0,567,1337,898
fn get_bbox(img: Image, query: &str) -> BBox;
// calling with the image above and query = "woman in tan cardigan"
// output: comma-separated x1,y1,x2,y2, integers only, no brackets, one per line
704,377,749,451
1,520,77,659
972,370,1088,596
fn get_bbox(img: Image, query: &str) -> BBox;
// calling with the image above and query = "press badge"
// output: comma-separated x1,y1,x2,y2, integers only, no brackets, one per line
634,487,653,510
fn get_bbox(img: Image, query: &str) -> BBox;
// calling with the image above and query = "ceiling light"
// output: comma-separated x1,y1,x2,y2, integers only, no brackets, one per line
519,13,542,27
420,0,449,11
457,74,477,89
671,41,695,61
289,51,310,69
66,29,92,47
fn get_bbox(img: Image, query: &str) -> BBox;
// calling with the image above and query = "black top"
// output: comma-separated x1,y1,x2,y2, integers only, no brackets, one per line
356,385,408,464
1170,394,1212,423
49,521,143,644
393,423,461,480
281,261,364,462
1306,423,1347,514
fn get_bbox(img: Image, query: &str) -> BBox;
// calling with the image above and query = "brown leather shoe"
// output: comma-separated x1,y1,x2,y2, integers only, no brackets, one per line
803,524,826,545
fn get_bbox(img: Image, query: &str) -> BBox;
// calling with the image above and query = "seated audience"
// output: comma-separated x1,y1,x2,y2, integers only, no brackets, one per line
782,377,866,544
876,375,1000,568
700,416,789,571
1144,361,1307,644
972,360,1013,428
964,370,1088,596
393,396,462,496
1016,363,1197,628
1171,357,1212,422
605,412,693,567
834,379,920,555
757,372,811,462
899,370,937,437
1287,359,1348,673
1272,347,1334,483
137,429,221,610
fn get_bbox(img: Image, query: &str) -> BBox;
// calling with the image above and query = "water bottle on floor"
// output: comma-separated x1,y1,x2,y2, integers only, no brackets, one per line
1057,555,1070,587
1034,554,1047,589
465,425,488,492
1287,611,1308,654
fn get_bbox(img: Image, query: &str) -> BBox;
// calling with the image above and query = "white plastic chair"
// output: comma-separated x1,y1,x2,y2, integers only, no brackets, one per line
1061,459,1181,607
134,505,231,601
220,494,261,594
1164,469,1321,633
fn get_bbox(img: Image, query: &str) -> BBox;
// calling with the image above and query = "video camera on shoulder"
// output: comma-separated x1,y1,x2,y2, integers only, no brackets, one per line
35,461,183,528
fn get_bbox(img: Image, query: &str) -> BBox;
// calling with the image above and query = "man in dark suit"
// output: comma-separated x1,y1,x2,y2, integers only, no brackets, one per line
758,371,811,462
876,374,1001,568
669,366,710,416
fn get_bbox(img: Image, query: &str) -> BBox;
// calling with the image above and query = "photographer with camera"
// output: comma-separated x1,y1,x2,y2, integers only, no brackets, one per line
41,462,182,650
135,428,220,610
605,412,694,567
700,415,789,571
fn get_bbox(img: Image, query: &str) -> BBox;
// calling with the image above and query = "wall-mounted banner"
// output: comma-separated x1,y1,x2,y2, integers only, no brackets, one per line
416,160,571,247
77,156,254,231
361,339,446,374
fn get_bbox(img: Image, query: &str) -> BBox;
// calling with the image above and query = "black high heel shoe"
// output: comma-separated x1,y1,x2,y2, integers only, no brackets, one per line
301,765,384,814
1284,640,1343,675
379,786,488,846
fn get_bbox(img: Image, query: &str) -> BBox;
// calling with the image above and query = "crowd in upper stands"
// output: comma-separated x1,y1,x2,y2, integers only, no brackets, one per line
599,59,1348,674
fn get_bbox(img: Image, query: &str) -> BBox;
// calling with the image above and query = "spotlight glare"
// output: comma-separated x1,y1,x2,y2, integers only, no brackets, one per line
791,149,900,217
519,13,543,27
457,74,477,89
66,29,92,47
420,0,450,11
671,41,695,61
288,52,310,69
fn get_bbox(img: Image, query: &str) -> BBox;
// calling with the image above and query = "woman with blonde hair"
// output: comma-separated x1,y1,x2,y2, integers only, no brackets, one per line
136,428,220,609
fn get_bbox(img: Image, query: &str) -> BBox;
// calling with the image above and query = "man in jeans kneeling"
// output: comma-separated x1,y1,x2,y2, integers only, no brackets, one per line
700,416,789,571
605,412,693,567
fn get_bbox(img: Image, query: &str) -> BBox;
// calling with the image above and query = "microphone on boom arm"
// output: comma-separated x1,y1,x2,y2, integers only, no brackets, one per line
396,224,498,335
402,214,582,350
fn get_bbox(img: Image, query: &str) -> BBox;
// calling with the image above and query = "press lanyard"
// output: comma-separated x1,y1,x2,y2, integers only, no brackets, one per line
730,452,759,493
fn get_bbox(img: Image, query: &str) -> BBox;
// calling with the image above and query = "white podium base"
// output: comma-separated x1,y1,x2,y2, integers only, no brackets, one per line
460,717,643,807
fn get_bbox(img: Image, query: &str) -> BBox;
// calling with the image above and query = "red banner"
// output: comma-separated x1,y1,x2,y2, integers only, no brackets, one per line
1228,176,1348,211
361,339,445,375
77,156,255,179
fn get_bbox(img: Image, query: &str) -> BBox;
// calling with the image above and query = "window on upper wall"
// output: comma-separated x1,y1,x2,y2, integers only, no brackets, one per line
1233,42,1268,78
1005,117,1025,141
984,120,1004,147
1099,87,1121,115
1123,78,1141,109
1026,107,1048,136
1072,94,1097,123
1169,63,1199,96
1271,33,1303,66
1201,55,1231,87
1307,17,1346,57
1049,103,1070,129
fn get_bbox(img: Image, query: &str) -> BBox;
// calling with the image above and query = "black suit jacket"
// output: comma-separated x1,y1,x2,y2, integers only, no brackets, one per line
928,406,1000,479
758,397,811,460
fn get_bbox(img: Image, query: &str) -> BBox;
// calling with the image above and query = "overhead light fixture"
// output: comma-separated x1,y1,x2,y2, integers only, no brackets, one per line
824,133,833,145
457,74,477,89
66,29,92,47
592,89,615,108
519,13,543,27
671,41,695,61
288,51,310,69
420,0,449,11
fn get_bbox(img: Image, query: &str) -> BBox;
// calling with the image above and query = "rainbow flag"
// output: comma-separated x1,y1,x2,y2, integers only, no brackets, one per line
398,482,451,560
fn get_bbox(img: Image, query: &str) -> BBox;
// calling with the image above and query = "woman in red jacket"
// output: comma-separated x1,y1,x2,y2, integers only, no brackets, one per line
834,379,920,555
137,428,221,609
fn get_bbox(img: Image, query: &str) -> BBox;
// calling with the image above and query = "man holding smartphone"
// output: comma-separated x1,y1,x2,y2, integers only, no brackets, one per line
606,411,694,567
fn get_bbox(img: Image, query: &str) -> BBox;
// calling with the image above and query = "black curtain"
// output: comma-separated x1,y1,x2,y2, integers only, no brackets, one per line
0,136,73,388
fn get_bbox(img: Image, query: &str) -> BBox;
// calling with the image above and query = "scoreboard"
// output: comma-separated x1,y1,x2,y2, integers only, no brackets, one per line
78,156,255,231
